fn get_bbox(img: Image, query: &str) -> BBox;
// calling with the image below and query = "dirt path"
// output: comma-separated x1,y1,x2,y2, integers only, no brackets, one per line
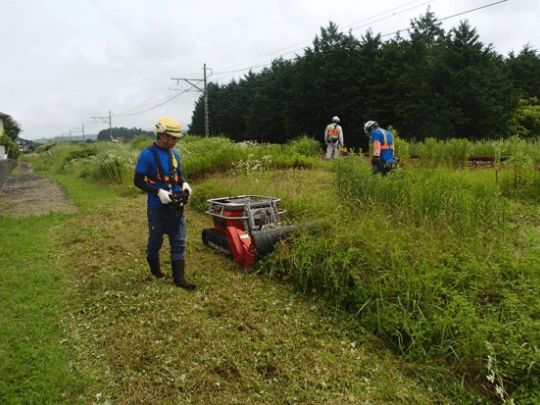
0,162,78,217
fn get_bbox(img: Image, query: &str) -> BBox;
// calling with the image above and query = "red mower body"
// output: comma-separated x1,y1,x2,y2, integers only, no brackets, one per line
202,195,291,267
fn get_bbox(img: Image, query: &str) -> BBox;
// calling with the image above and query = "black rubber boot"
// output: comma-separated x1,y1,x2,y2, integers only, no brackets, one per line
172,259,196,291
147,256,166,279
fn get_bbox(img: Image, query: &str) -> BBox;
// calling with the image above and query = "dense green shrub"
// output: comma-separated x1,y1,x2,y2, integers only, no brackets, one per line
283,135,322,157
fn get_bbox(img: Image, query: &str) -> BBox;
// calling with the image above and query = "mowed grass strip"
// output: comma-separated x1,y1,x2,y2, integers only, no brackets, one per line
49,182,455,404
0,213,87,405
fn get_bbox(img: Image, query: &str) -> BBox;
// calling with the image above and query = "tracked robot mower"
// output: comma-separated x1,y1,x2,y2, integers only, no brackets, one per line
201,195,298,267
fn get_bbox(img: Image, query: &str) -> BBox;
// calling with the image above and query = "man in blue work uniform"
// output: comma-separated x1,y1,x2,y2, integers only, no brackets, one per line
134,116,195,290
364,120,397,176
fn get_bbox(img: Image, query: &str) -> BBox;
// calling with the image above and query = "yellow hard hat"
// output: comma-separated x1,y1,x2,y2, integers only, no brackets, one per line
155,116,182,138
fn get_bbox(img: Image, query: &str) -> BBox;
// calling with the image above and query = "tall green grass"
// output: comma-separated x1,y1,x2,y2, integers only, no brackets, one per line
336,155,509,238
32,135,324,187
260,155,540,403
413,138,470,168
498,151,540,202
410,135,540,163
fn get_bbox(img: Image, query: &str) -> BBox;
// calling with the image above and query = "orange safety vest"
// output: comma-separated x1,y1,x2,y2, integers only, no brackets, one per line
328,124,339,137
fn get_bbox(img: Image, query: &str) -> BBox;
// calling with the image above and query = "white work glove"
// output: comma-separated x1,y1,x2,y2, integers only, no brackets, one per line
157,189,172,204
182,182,192,196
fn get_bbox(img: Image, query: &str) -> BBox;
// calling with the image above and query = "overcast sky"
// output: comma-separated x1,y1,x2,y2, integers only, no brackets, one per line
2,0,537,141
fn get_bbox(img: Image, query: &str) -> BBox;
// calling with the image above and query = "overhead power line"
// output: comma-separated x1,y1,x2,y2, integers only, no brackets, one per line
213,0,437,79
90,111,113,140
116,88,176,116
213,0,509,82
381,0,509,38
61,0,508,137
115,89,190,117
350,0,435,33
214,0,436,75
438,0,508,22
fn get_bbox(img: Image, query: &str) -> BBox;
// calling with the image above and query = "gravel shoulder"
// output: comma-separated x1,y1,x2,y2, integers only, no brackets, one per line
0,162,78,217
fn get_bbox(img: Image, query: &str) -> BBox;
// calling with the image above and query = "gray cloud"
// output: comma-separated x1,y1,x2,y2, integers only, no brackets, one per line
2,0,536,140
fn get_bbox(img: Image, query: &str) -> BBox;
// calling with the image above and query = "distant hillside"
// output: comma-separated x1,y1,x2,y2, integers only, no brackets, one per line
27,134,99,144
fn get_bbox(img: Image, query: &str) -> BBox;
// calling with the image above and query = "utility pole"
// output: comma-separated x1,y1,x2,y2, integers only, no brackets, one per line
204,63,209,138
91,111,113,141
171,63,211,137
72,124,85,143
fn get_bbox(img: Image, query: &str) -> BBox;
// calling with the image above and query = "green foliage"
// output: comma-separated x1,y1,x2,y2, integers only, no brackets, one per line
0,214,87,404
508,97,540,137
261,159,540,402
0,130,20,158
192,160,540,402
30,136,324,191
31,142,136,189
414,138,469,168
506,45,540,99
2,166,452,404
2,115,22,141
96,126,154,142
178,135,242,179
31,142,77,173
284,135,322,157
390,127,411,165
335,154,508,237
499,151,540,201
180,135,323,179
188,11,539,148
22,137,540,402
443,138,470,168
129,135,154,151
410,136,540,165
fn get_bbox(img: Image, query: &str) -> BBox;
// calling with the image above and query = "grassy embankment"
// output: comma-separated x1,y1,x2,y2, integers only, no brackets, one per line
3,134,540,404
1,136,455,404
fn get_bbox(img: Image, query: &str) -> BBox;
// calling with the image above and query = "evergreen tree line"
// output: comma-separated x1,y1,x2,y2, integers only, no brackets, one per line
188,9,540,151
97,127,154,142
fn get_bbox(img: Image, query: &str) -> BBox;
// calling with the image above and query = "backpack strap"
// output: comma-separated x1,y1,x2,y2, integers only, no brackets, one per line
378,128,394,150
148,144,181,190
149,145,165,182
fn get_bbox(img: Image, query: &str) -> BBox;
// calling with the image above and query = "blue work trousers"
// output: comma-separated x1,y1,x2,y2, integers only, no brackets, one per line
146,206,186,261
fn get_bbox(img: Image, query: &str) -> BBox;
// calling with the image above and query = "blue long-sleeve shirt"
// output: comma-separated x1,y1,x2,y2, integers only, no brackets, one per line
135,144,185,207
371,128,395,164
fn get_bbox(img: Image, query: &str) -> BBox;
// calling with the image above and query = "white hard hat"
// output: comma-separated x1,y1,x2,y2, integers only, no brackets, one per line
364,120,378,134
332,116,340,123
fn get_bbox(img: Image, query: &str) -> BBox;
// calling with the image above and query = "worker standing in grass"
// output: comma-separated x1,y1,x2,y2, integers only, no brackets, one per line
324,116,344,160
364,120,396,176
134,116,196,291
